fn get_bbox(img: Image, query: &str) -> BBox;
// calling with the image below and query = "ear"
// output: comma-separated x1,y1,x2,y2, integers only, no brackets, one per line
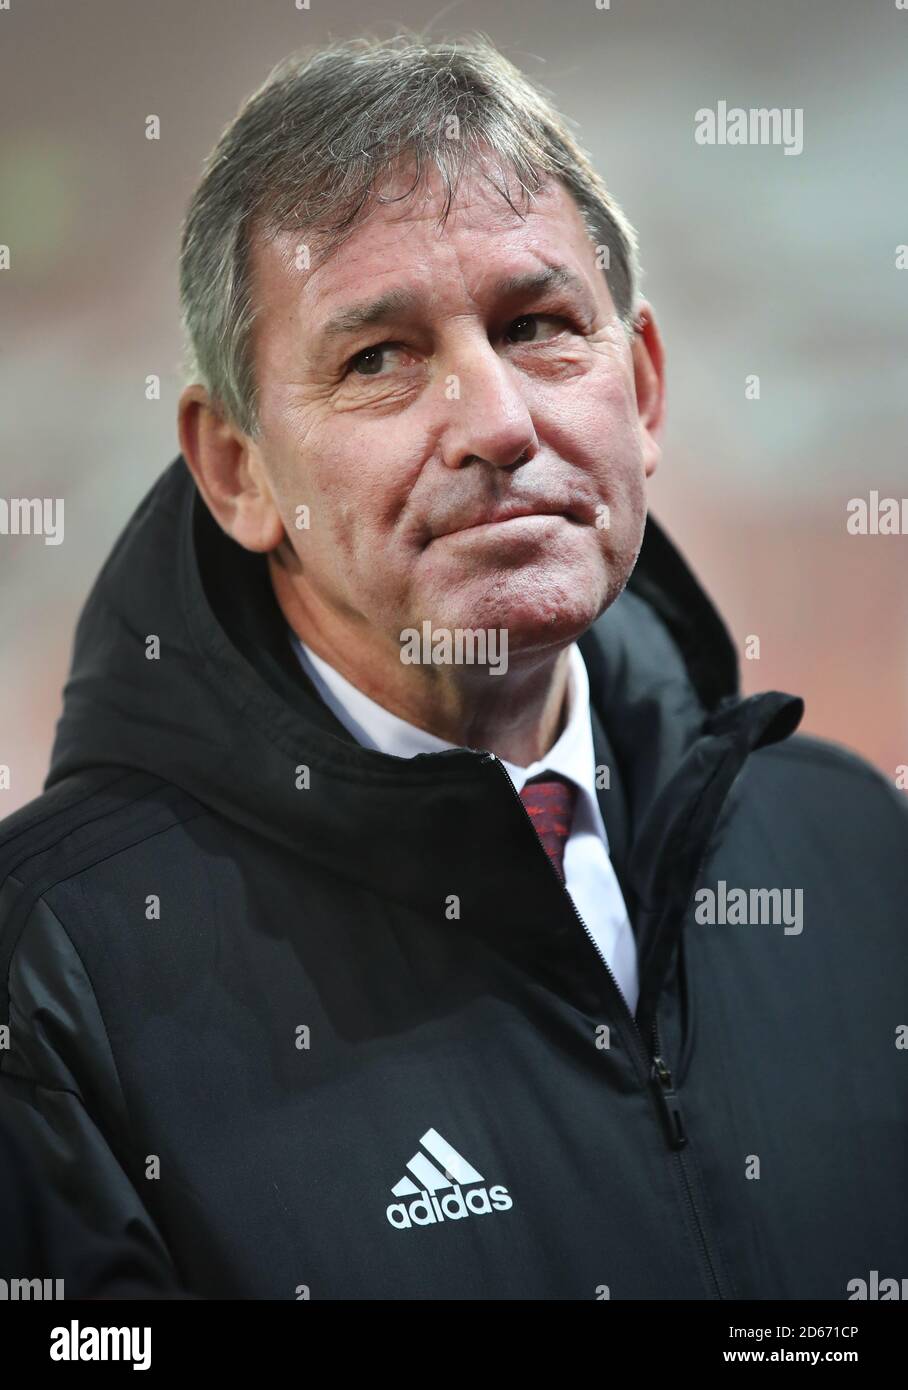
177,386,285,553
629,301,666,479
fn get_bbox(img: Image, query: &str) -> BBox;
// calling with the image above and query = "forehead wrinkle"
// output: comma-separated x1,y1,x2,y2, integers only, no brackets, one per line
319,286,423,340
315,263,589,349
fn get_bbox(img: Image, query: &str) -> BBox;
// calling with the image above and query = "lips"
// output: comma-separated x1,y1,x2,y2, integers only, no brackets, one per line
433,504,572,539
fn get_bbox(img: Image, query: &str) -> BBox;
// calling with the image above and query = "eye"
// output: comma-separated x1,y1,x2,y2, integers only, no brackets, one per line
503,313,571,345
347,343,404,377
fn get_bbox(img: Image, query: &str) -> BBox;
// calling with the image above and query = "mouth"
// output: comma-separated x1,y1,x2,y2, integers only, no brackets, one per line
431,506,577,541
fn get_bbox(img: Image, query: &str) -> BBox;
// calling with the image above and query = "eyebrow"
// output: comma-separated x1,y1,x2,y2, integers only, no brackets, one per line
315,264,592,346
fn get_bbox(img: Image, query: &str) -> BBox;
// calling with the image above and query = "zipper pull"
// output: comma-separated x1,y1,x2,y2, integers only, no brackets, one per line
651,1056,687,1150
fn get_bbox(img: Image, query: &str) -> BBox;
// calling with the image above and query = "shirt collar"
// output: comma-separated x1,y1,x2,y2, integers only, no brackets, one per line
289,630,609,851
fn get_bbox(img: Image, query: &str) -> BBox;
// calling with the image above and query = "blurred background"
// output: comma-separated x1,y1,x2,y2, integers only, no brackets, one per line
1,0,906,811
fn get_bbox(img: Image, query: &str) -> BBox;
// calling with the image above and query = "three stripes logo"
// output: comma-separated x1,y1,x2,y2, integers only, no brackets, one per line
386,1127,513,1230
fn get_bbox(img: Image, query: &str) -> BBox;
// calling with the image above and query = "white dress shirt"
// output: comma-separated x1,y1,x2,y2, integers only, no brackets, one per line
289,632,639,1014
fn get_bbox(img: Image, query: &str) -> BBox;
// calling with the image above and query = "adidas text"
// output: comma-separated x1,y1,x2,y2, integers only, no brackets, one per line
387,1183,513,1229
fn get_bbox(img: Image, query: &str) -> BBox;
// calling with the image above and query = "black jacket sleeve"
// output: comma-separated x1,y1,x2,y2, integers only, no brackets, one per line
0,889,190,1298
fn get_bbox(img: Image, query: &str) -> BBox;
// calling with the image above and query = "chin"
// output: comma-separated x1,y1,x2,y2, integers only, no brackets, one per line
431,558,620,657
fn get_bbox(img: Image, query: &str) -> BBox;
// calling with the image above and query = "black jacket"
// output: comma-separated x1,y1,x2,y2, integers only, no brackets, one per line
1,456,906,1300
0,1112,191,1299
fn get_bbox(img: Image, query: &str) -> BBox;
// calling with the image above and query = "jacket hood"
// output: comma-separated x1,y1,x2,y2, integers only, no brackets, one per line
45,456,803,1025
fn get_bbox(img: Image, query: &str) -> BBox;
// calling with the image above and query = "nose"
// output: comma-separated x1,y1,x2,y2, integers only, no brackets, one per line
439,338,539,472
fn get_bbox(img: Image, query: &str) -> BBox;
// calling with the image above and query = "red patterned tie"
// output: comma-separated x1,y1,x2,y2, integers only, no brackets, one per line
519,773,578,883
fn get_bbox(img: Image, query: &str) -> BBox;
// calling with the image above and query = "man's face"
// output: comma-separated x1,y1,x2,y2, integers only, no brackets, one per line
248,165,660,659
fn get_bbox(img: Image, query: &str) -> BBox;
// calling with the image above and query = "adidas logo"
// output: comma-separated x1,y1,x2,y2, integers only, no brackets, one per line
386,1127,513,1230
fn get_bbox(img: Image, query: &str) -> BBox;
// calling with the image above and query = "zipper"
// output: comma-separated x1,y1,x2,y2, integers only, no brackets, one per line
482,750,726,1299
651,1015,724,1299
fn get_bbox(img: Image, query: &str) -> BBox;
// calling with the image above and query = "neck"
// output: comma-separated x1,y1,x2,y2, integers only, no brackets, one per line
269,553,572,767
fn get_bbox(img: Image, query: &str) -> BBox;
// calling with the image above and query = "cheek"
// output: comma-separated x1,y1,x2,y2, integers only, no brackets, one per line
561,376,647,561
545,360,642,470
274,422,415,568
594,445,647,548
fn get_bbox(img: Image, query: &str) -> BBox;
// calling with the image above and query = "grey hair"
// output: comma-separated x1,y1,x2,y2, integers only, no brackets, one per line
178,31,642,439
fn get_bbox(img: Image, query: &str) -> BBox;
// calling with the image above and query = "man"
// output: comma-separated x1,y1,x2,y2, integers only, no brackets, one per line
1,35,905,1301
